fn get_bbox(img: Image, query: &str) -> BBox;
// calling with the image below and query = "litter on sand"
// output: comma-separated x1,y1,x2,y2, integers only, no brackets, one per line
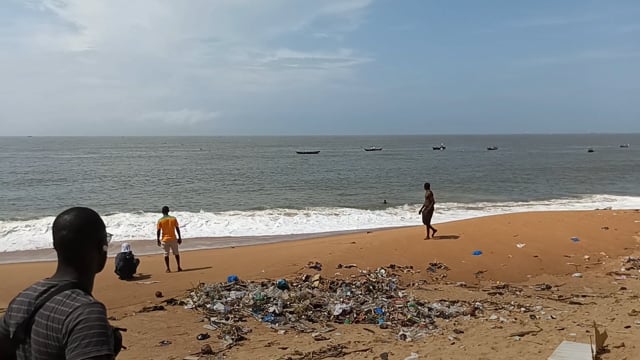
180,265,487,342
547,321,607,360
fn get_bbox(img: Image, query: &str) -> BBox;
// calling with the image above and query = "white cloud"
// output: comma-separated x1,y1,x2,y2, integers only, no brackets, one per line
257,48,371,70
520,49,640,67
0,0,374,135
139,109,219,126
507,14,599,28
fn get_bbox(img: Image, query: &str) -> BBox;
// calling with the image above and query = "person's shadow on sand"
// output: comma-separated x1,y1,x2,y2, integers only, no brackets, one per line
430,235,460,240
126,273,152,281
175,266,213,273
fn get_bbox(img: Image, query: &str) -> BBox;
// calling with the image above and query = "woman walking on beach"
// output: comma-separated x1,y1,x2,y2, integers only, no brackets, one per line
418,182,437,239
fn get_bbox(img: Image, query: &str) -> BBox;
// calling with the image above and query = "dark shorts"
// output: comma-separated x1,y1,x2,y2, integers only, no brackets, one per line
422,207,434,225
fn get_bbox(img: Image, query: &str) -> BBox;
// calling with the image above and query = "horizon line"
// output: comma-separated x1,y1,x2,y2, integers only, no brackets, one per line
2,132,640,137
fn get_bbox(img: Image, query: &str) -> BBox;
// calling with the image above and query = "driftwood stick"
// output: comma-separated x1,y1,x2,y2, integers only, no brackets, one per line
509,326,543,337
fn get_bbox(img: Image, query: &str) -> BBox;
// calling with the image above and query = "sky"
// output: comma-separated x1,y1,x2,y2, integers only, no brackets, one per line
0,0,639,136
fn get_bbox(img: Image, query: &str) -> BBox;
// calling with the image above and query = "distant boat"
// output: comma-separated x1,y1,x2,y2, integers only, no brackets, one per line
587,148,594,153
296,150,320,154
432,143,446,151
487,146,498,151
620,144,630,148
364,147,383,152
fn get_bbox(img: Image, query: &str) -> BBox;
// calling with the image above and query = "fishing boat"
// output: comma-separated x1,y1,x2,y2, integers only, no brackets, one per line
620,144,630,148
487,146,498,151
296,150,320,154
432,143,446,150
587,148,594,153
364,147,383,152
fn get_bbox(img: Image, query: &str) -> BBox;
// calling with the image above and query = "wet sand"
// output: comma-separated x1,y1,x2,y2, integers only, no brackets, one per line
1,210,639,359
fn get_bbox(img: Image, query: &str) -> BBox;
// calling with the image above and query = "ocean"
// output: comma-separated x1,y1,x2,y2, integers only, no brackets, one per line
1,134,639,254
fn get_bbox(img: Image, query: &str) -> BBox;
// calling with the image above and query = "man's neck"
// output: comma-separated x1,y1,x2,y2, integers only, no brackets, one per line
50,264,95,294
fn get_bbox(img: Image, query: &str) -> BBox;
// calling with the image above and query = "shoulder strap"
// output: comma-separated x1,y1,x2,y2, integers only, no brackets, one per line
10,282,79,346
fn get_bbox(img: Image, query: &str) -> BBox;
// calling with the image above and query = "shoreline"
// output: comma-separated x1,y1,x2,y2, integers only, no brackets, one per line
0,226,410,265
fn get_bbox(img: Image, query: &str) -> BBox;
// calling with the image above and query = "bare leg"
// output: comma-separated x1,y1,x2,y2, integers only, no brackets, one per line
175,255,182,271
430,226,438,237
164,256,171,272
424,208,436,239
424,225,430,240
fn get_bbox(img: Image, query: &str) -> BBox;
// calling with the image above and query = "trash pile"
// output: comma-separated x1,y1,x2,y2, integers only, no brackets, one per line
182,266,485,341
621,256,640,271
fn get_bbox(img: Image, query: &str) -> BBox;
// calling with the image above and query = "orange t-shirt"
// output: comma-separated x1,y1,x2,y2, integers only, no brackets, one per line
157,215,179,242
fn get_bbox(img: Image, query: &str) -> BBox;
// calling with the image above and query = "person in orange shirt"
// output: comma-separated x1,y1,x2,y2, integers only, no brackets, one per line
157,206,182,272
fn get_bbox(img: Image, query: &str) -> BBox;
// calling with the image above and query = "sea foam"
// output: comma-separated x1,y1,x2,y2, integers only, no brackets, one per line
1,194,638,252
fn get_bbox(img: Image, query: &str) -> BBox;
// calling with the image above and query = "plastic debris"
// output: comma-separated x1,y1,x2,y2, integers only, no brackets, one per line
283,344,370,359
276,279,290,290
200,344,214,355
572,273,583,278
570,237,580,243
472,250,483,256
336,263,358,269
181,265,486,340
139,305,165,313
427,262,449,273
311,332,329,341
227,275,239,283
622,256,640,271
532,283,553,291
516,243,526,248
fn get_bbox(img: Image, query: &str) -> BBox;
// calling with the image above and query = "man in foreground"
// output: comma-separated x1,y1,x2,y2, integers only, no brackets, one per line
0,207,120,359
157,206,182,272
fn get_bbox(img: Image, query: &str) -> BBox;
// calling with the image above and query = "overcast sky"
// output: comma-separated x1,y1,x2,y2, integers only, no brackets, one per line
1,0,639,136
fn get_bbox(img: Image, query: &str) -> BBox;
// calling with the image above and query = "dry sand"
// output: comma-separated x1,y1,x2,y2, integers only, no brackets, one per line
1,210,640,359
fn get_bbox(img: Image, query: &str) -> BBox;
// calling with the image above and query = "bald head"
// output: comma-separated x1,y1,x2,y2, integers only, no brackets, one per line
53,207,107,267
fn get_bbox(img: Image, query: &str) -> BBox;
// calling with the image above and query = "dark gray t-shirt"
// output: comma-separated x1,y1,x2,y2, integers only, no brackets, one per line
0,279,114,360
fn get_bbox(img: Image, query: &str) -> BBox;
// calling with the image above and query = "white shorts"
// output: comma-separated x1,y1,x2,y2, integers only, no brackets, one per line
163,240,179,256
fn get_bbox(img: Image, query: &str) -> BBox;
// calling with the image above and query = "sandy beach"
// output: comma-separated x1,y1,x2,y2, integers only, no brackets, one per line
2,210,640,359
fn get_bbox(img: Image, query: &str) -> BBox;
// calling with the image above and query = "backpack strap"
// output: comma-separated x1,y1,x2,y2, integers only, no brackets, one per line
10,282,79,347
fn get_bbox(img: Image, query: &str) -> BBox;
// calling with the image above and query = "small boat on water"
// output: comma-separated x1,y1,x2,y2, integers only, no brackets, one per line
364,147,383,152
587,148,594,153
432,143,446,151
620,144,630,148
296,150,320,154
487,146,498,151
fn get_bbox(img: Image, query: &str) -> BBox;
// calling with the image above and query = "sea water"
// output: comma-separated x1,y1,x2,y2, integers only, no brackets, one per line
1,134,638,253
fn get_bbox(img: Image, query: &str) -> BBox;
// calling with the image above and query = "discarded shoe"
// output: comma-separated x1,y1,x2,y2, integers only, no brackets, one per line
196,332,210,341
